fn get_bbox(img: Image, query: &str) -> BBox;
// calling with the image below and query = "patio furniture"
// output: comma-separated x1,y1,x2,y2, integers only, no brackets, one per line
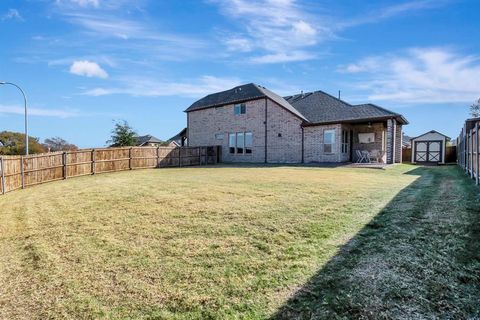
369,150,385,163
356,150,369,163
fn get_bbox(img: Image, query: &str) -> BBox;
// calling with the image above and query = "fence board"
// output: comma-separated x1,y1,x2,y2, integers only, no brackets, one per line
0,146,219,195
457,120,480,185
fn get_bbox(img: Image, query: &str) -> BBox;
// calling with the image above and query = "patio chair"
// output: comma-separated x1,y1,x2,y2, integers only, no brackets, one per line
369,150,380,163
361,150,371,163
356,150,368,163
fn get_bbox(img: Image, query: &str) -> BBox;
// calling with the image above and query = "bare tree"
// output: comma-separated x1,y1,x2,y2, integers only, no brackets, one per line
470,98,480,118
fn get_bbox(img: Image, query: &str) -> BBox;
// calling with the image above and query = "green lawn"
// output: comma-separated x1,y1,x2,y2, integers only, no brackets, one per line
0,165,478,319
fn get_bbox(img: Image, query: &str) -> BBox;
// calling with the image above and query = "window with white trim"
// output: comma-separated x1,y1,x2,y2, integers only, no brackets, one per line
341,130,349,153
236,132,244,154
228,132,253,154
324,129,336,153
229,133,236,154
245,132,253,154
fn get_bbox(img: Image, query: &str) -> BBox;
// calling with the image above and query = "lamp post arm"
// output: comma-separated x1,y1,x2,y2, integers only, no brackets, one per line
0,82,28,155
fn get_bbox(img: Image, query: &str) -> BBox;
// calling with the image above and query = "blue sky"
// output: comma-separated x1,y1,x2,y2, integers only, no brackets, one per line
1,0,479,147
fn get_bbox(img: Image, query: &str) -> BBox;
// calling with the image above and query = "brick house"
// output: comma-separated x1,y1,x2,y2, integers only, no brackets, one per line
185,83,408,164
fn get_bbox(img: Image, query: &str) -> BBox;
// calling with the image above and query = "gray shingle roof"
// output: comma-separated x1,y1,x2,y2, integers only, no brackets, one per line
136,135,163,146
184,83,307,121
185,84,407,125
284,91,408,125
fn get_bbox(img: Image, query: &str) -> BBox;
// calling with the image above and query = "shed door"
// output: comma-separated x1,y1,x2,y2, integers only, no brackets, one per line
414,141,442,163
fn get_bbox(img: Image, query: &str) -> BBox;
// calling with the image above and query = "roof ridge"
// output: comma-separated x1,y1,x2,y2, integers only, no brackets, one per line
313,90,355,107
355,103,399,116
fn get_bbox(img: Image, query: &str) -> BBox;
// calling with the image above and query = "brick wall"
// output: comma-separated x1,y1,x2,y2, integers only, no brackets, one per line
187,98,303,163
304,124,346,163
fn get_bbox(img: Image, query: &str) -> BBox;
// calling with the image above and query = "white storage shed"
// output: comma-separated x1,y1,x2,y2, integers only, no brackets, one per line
411,130,450,164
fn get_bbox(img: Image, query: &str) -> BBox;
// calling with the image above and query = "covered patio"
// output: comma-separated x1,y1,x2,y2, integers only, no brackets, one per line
342,116,405,164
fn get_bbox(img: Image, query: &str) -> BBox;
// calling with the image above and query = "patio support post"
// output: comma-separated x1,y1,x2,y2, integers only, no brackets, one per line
386,119,394,164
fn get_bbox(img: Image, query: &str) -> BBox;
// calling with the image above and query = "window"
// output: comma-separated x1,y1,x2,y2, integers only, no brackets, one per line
229,133,236,154
234,103,246,115
236,132,244,154
215,133,224,140
324,129,335,153
228,132,253,155
341,130,349,153
245,132,253,154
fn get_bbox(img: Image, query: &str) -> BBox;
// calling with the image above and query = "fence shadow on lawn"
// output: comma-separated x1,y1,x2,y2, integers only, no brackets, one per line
271,166,480,319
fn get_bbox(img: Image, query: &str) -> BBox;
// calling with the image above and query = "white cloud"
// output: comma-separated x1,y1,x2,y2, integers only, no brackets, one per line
0,104,79,118
83,75,242,97
70,0,99,8
69,60,108,78
250,51,316,64
211,0,451,64
1,9,23,21
211,0,325,63
341,48,480,104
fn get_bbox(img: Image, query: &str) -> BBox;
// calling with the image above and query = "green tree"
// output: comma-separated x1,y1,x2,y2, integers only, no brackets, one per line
470,98,480,118
0,131,46,155
107,120,138,147
42,137,78,152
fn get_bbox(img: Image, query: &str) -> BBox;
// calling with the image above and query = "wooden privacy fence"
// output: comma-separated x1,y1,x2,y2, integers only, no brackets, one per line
457,119,480,185
0,146,219,195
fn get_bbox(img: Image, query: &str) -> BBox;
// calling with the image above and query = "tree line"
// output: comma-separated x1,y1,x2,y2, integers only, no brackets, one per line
0,120,168,155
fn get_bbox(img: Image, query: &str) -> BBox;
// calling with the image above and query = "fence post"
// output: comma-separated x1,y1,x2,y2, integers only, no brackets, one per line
63,152,67,179
91,149,96,175
20,156,25,189
0,157,5,195
129,147,133,170
476,123,479,185
156,146,160,168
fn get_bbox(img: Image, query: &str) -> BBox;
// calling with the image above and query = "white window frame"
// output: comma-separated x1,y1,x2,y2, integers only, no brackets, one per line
229,133,236,154
341,130,349,154
323,129,336,154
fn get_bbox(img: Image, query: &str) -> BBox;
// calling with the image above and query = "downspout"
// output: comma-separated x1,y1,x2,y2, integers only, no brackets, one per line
301,125,305,164
264,98,268,163
186,112,190,146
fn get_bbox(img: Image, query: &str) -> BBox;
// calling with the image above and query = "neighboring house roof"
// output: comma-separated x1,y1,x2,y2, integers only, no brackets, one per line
185,83,407,125
168,127,187,142
184,83,308,121
410,130,451,141
136,135,163,146
284,91,408,125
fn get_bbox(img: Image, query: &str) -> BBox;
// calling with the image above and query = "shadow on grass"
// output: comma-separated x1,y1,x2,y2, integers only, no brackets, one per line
272,166,480,319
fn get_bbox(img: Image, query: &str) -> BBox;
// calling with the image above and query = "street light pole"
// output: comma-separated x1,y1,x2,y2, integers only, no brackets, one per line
0,81,29,155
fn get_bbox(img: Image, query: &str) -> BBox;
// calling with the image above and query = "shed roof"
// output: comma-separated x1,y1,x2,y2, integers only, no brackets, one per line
410,130,451,141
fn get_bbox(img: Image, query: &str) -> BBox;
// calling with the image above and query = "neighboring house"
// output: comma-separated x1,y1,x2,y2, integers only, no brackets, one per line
411,130,450,164
185,83,408,164
167,128,188,147
136,135,164,147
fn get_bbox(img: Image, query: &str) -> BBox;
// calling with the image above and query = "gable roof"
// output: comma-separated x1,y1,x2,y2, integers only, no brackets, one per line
168,128,187,142
136,135,163,146
184,83,307,121
185,83,407,125
410,130,451,141
284,91,408,125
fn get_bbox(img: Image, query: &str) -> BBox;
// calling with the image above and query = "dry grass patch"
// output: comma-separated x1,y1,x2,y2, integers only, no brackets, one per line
0,165,478,319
